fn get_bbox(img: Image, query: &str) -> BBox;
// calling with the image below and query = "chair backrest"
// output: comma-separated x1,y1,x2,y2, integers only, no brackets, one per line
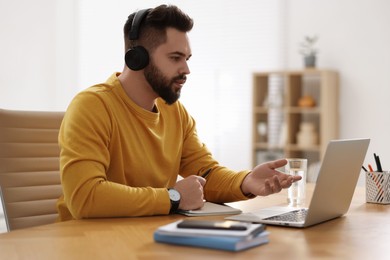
0,108,64,231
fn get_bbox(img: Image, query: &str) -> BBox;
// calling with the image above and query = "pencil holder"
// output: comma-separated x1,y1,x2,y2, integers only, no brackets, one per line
366,171,390,204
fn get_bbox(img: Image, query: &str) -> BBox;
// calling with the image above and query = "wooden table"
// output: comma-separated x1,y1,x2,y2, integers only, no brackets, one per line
1,184,389,259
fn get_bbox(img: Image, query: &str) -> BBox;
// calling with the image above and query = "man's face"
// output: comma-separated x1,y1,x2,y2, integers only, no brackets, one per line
144,28,192,105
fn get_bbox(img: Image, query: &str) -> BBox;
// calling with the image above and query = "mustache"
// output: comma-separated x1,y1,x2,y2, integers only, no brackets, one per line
173,74,187,81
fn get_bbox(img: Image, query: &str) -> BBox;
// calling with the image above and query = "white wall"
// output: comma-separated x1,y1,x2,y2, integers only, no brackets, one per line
286,0,390,182
0,0,78,111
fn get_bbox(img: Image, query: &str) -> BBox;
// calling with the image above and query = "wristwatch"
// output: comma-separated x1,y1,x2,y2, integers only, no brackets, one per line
168,188,181,214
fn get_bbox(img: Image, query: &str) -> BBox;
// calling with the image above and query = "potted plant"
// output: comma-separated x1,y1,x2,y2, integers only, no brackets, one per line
299,35,318,68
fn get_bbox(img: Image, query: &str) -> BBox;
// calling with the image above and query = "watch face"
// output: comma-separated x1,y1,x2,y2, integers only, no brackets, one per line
169,189,181,201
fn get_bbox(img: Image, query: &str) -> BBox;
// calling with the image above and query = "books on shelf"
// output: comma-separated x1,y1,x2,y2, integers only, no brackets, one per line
154,220,269,252
178,202,242,216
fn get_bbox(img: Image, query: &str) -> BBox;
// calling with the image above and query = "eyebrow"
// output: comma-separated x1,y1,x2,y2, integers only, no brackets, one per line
170,51,192,60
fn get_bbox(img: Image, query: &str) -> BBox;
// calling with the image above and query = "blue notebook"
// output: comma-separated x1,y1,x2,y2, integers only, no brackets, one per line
154,231,269,251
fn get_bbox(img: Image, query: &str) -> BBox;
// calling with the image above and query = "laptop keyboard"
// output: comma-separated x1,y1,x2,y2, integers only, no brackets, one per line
264,209,308,222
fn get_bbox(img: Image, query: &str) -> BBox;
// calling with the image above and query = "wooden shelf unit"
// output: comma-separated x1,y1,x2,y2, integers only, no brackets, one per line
252,69,339,167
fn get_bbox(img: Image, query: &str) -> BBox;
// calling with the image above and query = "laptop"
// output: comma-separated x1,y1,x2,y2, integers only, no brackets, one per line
226,138,370,228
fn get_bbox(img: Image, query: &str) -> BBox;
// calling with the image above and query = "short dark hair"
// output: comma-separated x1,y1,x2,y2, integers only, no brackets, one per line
123,4,194,53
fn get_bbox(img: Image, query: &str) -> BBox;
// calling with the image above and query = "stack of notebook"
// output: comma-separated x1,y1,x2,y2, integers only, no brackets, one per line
154,219,269,252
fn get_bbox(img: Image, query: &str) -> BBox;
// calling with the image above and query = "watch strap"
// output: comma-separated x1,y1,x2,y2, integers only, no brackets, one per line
168,188,180,214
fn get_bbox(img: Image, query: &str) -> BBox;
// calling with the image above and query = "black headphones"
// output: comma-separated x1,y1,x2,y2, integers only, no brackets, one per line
125,8,151,71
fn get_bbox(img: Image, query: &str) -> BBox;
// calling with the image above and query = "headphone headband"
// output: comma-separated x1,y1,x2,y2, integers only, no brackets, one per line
129,8,151,40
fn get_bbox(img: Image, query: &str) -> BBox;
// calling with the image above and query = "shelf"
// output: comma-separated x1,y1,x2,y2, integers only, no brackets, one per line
285,107,320,114
253,107,270,113
252,69,339,167
286,144,321,152
253,143,321,152
253,143,286,150
254,107,321,114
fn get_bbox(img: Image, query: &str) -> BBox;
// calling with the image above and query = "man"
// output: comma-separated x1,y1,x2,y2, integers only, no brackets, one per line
57,4,300,221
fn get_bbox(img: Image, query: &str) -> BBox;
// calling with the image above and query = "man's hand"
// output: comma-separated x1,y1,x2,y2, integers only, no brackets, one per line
174,175,206,210
241,159,302,196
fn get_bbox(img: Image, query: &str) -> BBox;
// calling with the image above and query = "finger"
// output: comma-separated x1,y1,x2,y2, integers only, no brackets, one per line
284,175,302,185
285,175,302,187
263,179,272,195
195,199,205,210
281,176,294,188
272,175,282,192
195,176,206,186
293,175,302,181
267,159,288,170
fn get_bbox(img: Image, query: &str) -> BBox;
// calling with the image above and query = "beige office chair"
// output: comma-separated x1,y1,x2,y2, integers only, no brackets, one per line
0,108,64,231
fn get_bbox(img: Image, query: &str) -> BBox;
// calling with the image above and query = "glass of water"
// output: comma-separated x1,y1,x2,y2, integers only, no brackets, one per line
286,158,307,206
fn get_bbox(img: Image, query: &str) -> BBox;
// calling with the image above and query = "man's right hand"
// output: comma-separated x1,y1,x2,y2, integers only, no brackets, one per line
174,175,206,211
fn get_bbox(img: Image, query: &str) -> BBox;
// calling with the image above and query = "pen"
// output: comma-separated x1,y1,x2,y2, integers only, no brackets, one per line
368,164,374,172
201,168,212,178
361,166,368,172
374,153,380,172
375,153,383,172
377,155,383,172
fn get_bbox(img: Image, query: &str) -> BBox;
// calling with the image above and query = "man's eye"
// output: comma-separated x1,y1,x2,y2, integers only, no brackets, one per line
171,56,181,61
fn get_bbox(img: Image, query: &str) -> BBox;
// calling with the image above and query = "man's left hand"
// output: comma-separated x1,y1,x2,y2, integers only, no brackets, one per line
241,159,302,197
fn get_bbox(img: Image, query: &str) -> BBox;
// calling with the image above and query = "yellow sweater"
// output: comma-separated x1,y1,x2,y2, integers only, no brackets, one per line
57,73,250,221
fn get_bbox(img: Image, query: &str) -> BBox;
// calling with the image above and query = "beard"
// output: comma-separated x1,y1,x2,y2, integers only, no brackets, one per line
144,61,185,105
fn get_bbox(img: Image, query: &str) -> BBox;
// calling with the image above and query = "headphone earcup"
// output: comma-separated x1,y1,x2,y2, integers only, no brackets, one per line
125,46,149,71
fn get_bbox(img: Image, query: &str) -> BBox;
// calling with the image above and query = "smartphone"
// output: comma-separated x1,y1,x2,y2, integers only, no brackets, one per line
177,220,250,231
